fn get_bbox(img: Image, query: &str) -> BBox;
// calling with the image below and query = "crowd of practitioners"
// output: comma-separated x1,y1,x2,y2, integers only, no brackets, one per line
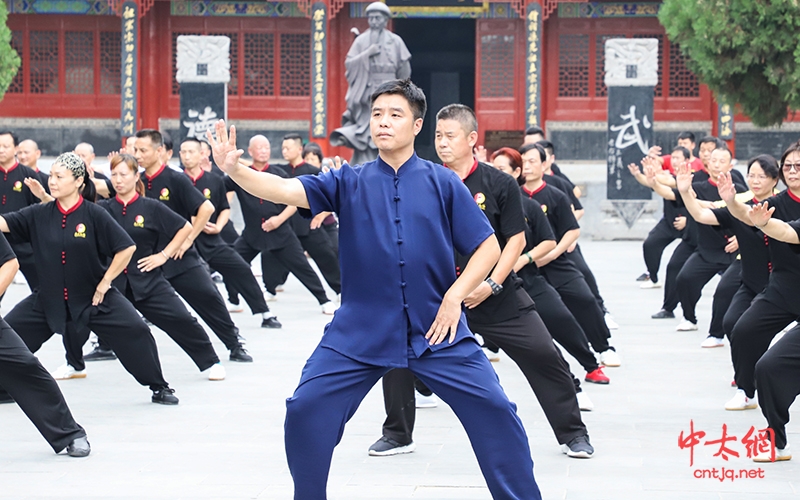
0,90,796,493
630,131,800,462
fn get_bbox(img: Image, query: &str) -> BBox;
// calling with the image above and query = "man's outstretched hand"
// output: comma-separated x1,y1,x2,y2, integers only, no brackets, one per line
207,120,244,174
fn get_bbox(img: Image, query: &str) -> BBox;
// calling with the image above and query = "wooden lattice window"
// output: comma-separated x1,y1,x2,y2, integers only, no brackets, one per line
558,34,589,97
668,42,699,97
65,31,94,94
594,34,624,97
100,31,121,94
215,32,239,95
279,33,310,96
480,34,515,98
29,30,59,94
8,31,23,94
171,31,201,95
243,33,275,96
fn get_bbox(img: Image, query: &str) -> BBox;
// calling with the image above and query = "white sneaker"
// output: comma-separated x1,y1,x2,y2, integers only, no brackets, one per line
264,292,277,302
640,280,662,289
51,364,87,380
226,301,244,313
576,391,594,411
207,362,226,381
415,391,438,408
482,347,500,362
275,285,284,293
725,389,757,410
676,320,698,331
604,313,619,330
599,349,621,367
321,301,338,315
754,444,791,462
700,336,725,348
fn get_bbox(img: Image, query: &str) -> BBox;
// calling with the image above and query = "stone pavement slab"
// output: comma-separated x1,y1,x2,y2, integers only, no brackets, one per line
0,240,797,499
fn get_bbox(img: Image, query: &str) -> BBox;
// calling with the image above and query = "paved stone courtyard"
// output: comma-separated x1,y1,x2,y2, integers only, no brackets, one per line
1,239,798,499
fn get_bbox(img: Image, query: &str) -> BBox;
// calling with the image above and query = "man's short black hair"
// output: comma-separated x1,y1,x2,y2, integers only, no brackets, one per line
370,79,427,121
435,104,478,134
524,126,544,138
536,139,554,157
699,135,724,149
162,131,173,152
283,133,304,145
181,137,202,148
135,129,164,148
672,146,691,160
677,131,696,144
713,146,733,161
519,142,546,162
0,130,19,147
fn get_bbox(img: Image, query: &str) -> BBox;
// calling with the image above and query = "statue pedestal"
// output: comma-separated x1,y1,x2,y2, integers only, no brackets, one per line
597,199,660,240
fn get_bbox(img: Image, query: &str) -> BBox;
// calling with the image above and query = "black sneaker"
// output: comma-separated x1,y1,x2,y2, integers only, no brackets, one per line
636,272,650,282
651,309,675,319
561,434,594,458
66,435,91,457
229,345,253,362
83,345,117,361
152,387,179,405
368,436,416,457
261,316,282,329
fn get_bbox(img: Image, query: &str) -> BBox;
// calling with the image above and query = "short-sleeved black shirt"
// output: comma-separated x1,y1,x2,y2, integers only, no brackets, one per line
761,190,800,314
225,165,295,251
0,163,40,214
521,182,583,286
99,194,188,301
4,197,134,332
185,169,231,259
93,171,115,199
457,162,529,324
544,173,583,211
143,165,207,278
517,196,556,288
286,161,322,237
0,231,17,267
711,199,770,293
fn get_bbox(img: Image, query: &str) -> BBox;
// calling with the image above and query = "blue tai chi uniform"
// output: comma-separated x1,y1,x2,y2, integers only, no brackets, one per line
286,153,540,500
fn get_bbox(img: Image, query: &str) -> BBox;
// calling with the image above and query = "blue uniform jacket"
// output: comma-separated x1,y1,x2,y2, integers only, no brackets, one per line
298,153,494,367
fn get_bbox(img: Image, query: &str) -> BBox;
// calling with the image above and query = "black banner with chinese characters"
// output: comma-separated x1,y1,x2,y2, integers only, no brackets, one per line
311,2,327,139
120,1,138,138
525,2,542,129
607,86,654,199
718,102,734,141
180,83,226,144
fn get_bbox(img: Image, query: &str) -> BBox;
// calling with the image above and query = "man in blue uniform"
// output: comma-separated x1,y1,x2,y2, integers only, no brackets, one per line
209,80,540,499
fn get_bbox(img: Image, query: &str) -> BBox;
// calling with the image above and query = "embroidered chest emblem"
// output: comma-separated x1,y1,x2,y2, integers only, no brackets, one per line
74,223,87,238
134,215,145,228
474,192,486,211
159,188,170,201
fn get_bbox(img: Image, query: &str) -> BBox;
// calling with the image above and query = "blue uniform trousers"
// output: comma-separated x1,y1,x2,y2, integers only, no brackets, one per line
284,338,541,500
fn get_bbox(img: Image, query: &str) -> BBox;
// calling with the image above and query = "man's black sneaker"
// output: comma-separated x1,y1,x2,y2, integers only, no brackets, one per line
368,436,416,456
151,387,179,405
651,309,675,319
229,345,253,362
561,434,594,458
636,272,650,282
261,316,282,329
66,435,91,457
83,346,117,361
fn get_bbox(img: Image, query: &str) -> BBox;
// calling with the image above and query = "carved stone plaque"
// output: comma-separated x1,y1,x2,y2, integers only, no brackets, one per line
176,36,231,84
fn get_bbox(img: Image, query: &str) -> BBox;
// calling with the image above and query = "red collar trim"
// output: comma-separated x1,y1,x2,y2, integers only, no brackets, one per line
144,164,167,181
708,178,718,187
291,161,307,170
185,168,204,184
115,192,139,207
462,159,479,181
523,181,547,197
57,196,84,215
788,189,800,204
251,163,270,173
1,162,19,174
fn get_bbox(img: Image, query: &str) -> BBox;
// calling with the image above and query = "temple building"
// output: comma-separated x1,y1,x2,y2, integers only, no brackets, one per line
2,0,797,160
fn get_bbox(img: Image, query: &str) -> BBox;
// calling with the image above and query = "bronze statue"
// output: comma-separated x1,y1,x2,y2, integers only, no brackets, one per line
330,2,411,165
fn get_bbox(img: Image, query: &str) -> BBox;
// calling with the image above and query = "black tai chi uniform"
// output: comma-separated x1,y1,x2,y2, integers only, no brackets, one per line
95,194,220,371
380,162,587,448
0,162,43,293
517,196,603,381
731,190,800,401
522,182,615,354
269,161,341,295
0,197,171,392
185,169,272,316
142,165,242,353
225,165,330,304
0,231,87,453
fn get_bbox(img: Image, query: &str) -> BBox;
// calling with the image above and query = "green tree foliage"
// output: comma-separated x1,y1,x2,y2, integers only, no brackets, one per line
659,0,800,127
0,1,21,101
